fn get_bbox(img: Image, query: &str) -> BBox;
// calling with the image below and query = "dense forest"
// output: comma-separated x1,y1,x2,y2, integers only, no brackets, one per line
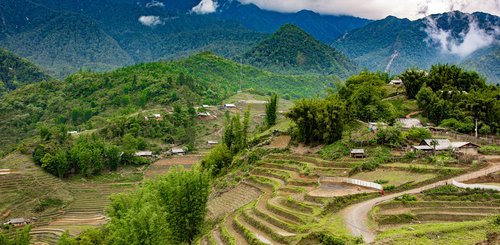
0,48,51,95
244,24,357,76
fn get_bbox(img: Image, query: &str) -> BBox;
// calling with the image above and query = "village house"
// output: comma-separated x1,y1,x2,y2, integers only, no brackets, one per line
197,112,211,117
396,118,423,129
134,151,153,157
369,122,387,132
224,103,237,109
412,139,479,155
3,218,29,227
350,149,366,158
389,79,403,86
171,148,185,156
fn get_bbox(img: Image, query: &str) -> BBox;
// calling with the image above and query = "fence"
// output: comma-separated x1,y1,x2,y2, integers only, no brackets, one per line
452,180,500,192
320,177,383,190
431,131,500,145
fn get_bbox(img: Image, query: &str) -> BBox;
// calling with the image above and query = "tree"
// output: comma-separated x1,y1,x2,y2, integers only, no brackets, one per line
400,69,427,99
287,94,345,144
376,126,404,148
242,106,251,148
200,144,233,176
265,93,278,127
156,168,211,244
0,225,31,245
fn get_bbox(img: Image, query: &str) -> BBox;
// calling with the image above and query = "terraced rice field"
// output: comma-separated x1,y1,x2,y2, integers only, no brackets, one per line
0,153,142,244
201,153,368,244
145,154,204,178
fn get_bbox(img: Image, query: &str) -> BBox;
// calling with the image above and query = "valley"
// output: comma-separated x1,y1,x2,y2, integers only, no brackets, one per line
0,2,499,245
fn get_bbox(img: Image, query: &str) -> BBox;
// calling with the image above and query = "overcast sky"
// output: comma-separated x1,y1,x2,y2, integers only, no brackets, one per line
238,0,500,20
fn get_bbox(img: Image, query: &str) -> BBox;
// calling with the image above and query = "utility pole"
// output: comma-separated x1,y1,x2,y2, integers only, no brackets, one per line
239,57,242,93
475,117,478,138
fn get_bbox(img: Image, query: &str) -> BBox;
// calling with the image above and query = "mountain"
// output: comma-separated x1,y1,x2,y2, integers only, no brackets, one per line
0,0,369,78
216,1,370,44
243,24,357,77
333,11,500,83
0,0,135,77
0,52,338,151
0,48,51,94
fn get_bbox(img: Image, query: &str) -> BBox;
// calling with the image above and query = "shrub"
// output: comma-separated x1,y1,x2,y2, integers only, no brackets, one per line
318,141,350,160
396,194,417,202
374,179,389,184
494,215,500,225
383,185,395,191
404,127,431,142
479,145,500,155
33,197,63,212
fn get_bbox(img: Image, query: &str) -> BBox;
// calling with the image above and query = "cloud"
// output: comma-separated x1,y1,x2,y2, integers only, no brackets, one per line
238,0,500,20
424,14,499,57
192,0,218,14
146,0,164,8
138,16,163,26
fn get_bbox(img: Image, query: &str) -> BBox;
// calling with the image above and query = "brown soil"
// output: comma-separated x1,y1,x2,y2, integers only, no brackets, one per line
291,144,323,155
308,182,377,198
465,172,500,184
263,135,291,149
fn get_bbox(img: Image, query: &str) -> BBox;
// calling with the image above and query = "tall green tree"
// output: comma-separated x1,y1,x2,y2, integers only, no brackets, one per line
287,94,345,144
265,93,278,127
400,69,427,99
156,168,211,244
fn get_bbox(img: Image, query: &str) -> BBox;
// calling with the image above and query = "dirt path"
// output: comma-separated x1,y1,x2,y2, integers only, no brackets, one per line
340,160,500,244
405,110,422,118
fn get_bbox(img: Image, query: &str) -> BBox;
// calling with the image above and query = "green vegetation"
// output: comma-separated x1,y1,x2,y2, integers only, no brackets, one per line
411,64,499,134
0,48,51,94
287,93,345,144
0,225,31,245
243,24,357,77
479,145,500,155
0,52,336,152
264,94,278,127
339,71,395,122
62,168,210,244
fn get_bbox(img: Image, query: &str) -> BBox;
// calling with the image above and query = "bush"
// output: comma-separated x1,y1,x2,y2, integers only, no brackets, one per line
383,185,395,191
376,126,404,147
404,127,431,142
494,215,500,225
479,145,500,155
374,180,389,184
33,197,63,212
396,194,417,202
318,141,350,160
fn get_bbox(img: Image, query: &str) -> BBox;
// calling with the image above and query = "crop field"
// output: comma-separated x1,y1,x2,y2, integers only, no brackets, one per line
145,154,204,178
352,169,438,187
0,153,142,244
200,153,378,244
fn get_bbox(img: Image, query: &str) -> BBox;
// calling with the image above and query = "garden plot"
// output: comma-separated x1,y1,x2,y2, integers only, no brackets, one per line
263,135,291,149
308,182,378,198
145,154,203,178
207,183,262,219
352,169,437,187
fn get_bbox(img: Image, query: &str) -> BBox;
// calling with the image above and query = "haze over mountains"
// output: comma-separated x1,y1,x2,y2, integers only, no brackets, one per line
0,0,498,83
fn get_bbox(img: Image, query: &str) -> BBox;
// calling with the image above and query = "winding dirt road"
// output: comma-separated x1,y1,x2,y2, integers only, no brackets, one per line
340,157,500,244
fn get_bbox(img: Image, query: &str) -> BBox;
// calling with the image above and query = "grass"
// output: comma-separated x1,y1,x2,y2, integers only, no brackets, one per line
382,163,465,170
352,169,437,186
376,219,496,245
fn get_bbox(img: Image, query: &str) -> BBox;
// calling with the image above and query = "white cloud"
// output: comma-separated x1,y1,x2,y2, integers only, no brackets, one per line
424,14,499,57
138,16,163,26
192,0,218,15
146,0,164,8
238,0,500,20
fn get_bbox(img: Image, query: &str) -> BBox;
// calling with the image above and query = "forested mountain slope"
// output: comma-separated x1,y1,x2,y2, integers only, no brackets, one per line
0,52,337,152
244,24,357,77
0,48,51,94
334,11,500,83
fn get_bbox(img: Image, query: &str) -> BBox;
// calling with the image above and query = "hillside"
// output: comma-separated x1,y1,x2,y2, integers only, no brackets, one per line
0,48,51,94
0,52,337,152
333,11,500,83
0,0,369,78
244,24,357,77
